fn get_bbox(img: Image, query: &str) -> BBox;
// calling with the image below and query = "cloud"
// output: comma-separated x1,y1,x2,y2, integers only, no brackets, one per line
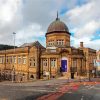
0,0,65,46
16,23,45,45
0,0,23,45
66,0,100,27
0,0,23,30
66,0,100,50
75,20,100,38
0,0,99,50
71,36,100,50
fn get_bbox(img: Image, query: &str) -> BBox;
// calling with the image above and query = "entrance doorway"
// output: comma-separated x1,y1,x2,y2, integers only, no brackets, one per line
61,59,67,72
71,72,74,79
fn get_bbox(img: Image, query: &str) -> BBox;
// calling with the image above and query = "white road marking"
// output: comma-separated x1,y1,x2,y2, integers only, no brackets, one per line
67,91,72,93
93,87,100,90
81,96,84,100
82,85,95,91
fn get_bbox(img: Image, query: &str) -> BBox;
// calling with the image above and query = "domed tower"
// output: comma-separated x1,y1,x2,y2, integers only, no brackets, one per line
46,13,70,49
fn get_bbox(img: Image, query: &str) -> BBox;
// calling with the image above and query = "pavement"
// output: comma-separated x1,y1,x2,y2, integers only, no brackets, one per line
1,77,99,86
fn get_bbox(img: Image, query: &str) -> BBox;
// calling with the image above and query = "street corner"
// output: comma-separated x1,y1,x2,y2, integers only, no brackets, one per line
81,81,100,86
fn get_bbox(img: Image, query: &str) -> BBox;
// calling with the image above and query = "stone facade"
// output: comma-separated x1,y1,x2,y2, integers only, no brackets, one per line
79,42,96,77
0,16,97,82
0,42,45,82
96,50,100,72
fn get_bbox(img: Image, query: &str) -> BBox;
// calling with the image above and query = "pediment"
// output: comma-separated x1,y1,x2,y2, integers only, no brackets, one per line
60,49,69,54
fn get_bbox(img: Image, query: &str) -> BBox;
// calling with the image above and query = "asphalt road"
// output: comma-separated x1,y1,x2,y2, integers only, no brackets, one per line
0,83,63,100
0,79,99,100
0,85,48,100
58,84,100,100
0,79,65,100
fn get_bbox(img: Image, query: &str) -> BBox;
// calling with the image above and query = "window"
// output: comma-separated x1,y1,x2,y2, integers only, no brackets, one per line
43,59,47,66
30,58,36,67
59,40,61,45
6,56,12,64
10,56,16,63
48,42,50,46
51,59,56,67
62,40,64,45
13,56,16,63
23,57,27,64
0,57,3,63
73,59,77,67
52,40,54,45
18,57,21,64
48,40,54,46
10,57,12,63
2,57,4,63
50,49,56,52
8,57,11,64
30,59,32,66
57,40,64,46
33,59,35,66
6,57,8,63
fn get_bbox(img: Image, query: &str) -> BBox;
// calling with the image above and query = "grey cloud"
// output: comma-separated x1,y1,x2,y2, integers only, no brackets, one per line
0,0,99,50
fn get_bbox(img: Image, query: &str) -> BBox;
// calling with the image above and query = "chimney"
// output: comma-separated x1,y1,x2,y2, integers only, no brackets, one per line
80,42,83,48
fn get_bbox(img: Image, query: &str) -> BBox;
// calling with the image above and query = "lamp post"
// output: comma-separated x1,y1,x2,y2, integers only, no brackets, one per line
12,32,16,82
88,63,91,81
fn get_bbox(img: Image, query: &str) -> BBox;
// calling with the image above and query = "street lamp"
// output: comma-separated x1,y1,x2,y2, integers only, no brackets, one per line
12,32,16,82
88,63,91,81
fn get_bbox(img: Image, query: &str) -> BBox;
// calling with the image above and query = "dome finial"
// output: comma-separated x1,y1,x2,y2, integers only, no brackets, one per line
56,11,59,20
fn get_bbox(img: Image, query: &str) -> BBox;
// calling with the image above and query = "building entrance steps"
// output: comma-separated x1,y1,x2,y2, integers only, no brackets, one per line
57,76,69,79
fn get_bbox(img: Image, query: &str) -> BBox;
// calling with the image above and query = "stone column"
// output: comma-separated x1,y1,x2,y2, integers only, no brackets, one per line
49,58,51,78
86,58,89,77
40,58,43,79
68,57,71,78
48,58,50,79
77,59,81,76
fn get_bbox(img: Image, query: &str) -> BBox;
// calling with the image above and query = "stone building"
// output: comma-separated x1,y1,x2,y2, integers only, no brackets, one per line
0,15,97,82
79,42,96,77
96,50,100,76
0,41,45,81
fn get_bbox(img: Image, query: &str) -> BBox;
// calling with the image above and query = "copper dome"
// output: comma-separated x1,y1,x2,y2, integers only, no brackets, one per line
46,18,69,35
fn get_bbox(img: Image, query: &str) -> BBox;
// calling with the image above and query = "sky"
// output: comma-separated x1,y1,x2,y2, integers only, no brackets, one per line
0,0,100,50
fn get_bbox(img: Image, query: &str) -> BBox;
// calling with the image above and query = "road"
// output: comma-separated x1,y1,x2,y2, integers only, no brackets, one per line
0,79,68,100
0,78,99,100
0,85,49,100
58,84,100,100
